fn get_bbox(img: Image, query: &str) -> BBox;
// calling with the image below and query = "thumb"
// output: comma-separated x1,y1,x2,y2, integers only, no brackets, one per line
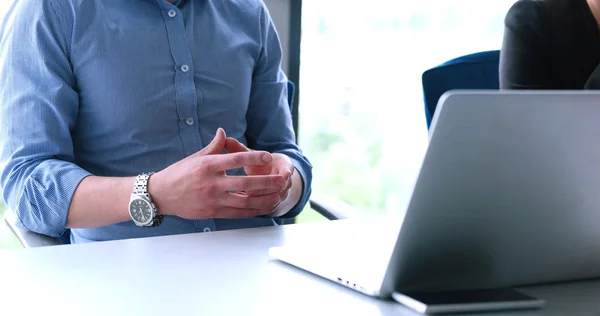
195,128,226,156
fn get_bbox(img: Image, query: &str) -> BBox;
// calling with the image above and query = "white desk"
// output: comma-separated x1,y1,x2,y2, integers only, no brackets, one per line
0,219,599,316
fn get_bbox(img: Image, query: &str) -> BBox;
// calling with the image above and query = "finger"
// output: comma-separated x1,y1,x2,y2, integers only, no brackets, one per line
278,188,290,202
207,151,273,171
213,206,273,219
245,187,282,196
220,174,286,191
273,165,291,180
283,177,292,191
278,178,292,199
273,155,294,179
247,176,291,196
223,192,281,210
283,168,293,180
195,128,226,156
225,137,251,154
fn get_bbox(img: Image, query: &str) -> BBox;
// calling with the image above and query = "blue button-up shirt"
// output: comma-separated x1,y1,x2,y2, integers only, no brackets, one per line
0,0,312,243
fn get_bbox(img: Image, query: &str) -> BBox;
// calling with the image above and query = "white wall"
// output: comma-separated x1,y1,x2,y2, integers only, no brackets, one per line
263,0,292,75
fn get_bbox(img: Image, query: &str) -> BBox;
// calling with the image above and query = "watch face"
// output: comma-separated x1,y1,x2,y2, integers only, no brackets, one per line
129,198,153,225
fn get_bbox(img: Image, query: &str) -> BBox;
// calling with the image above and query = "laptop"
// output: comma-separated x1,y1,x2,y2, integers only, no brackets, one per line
269,91,600,299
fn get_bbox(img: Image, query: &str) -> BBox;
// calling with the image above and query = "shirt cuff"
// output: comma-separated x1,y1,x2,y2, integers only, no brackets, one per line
16,161,92,237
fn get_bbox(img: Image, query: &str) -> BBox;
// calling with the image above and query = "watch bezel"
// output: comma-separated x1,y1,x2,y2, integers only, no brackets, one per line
129,194,156,227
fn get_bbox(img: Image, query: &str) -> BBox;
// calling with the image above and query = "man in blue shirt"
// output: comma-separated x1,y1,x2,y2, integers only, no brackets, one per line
0,0,312,243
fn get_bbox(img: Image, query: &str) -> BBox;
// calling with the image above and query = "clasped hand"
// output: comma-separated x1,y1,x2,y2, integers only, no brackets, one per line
148,128,294,219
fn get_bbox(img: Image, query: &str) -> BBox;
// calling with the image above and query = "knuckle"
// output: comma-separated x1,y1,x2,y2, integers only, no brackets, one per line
195,159,211,172
231,154,244,166
204,181,218,192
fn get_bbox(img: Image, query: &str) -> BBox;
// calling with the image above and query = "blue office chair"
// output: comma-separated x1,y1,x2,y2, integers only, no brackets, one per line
4,81,354,247
422,50,500,129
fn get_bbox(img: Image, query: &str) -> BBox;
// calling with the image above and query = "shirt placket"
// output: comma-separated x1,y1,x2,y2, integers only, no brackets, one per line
159,3,203,156
158,1,215,232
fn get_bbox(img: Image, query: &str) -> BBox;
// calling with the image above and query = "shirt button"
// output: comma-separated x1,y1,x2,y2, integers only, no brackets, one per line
168,10,177,18
185,117,194,126
180,64,189,73
203,227,212,233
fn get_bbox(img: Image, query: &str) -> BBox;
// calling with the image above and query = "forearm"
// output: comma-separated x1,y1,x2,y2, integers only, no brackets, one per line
66,176,135,228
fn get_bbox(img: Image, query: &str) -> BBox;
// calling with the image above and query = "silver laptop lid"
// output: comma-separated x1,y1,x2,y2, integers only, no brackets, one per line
380,91,600,295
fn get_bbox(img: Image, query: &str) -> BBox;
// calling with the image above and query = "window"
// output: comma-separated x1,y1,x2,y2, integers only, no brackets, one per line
296,0,516,222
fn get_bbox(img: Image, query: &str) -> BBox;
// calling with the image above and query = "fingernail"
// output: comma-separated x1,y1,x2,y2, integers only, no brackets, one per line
262,153,272,163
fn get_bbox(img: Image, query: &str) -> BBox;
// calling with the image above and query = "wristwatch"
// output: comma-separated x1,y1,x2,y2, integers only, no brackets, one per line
128,173,163,227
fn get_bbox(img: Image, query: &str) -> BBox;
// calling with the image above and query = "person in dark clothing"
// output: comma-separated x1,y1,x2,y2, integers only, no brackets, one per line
500,0,600,90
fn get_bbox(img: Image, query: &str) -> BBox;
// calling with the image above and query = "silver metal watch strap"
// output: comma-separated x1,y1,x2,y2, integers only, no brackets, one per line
133,172,154,197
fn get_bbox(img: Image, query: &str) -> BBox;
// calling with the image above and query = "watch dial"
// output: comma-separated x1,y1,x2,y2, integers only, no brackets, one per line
130,199,152,224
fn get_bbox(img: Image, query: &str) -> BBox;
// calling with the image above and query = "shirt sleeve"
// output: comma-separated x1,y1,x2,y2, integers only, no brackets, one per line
499,0,553,89
0,0,91,237
245,3,313,219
